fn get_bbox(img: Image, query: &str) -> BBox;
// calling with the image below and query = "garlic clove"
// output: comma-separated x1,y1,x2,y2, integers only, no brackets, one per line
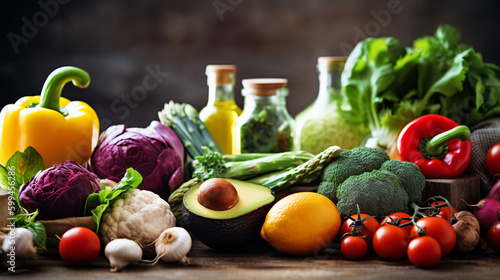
104,239,143,272
154,227,192,265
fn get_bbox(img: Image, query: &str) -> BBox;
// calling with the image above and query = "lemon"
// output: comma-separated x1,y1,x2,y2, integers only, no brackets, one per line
260,192,341,255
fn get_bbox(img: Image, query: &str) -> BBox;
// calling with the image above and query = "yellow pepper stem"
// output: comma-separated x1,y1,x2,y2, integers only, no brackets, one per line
38,66,90,115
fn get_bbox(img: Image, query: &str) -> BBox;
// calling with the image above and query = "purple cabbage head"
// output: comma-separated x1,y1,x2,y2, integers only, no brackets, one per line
90,120,184,200
19,161,100,220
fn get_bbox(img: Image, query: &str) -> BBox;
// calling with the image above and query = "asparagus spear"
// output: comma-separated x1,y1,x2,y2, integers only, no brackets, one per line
262,145,342,193
223,152,315,180
222,151,313,162
192,148,314,182
168,177,200,205
248,167,293,185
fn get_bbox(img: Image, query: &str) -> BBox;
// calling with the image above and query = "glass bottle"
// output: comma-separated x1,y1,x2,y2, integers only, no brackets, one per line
277,88,295,152
294,57,369,154
199,65,242,155
234,78,292,154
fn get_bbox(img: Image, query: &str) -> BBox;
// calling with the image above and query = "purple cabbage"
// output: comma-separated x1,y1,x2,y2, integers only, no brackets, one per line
19,161,100,220
90,120,184,200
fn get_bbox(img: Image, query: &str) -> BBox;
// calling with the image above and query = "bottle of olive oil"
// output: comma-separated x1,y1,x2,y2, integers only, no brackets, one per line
199,65,241,155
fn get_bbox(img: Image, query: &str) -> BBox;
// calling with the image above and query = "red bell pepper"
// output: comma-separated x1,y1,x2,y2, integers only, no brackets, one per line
397,114,472,178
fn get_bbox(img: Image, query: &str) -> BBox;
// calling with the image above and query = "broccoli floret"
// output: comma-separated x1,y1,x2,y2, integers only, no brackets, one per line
379,160,426,204
317,147,389,203
335,170,410,217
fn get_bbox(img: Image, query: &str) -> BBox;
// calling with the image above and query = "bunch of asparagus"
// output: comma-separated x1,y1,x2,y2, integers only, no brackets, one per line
159,101,222,159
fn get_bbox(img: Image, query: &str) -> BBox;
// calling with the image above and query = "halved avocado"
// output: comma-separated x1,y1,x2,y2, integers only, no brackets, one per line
182,178,275,251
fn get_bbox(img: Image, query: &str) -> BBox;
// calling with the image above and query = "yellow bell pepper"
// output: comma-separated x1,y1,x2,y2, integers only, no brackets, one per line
0,66,99,168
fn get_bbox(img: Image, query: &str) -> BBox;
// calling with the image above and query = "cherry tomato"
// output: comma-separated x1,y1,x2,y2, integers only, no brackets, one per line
372,225,409,261
408,236,442,268
486,142,500,177
59,227,101,266
340,236,368,260
487,221,500,253
410,217,456,256
425,201,457,221
340,214,380,248
381,212,413,234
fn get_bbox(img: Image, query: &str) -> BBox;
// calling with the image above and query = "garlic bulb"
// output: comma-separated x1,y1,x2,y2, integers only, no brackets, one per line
104,239,143,272
154,227,192,265
1,228,36,261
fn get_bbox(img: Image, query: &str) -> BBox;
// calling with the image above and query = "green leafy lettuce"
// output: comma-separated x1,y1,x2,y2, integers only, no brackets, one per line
84,168,143,233
341,25,500,152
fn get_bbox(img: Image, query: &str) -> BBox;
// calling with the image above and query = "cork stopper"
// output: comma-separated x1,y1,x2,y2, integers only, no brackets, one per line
317,56,347,72
241,78,288,96
206,65,237,86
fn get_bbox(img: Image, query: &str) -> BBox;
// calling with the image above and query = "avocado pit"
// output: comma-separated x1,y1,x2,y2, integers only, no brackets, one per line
197,178,239,210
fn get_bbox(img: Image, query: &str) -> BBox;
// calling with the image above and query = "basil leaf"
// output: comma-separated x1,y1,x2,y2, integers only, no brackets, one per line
26,221,47,248
21,146,45,184
5,151,25,191
5,146,44,192
4,146,44,215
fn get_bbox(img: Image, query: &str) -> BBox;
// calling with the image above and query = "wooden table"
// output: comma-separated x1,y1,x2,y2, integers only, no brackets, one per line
4,238,499,280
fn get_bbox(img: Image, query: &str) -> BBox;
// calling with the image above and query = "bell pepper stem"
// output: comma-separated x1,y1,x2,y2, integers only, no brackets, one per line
424,125,471,157
38,66,90,114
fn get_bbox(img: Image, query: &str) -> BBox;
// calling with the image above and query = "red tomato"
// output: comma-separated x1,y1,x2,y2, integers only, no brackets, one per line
340,214,380,248
408,236,442,268
410,217,456,256
425,201,457,221
381,212,413,234
372,225,410,261
486,143,500,177
59,227,101,266
487,221,500,253
340,236,368,260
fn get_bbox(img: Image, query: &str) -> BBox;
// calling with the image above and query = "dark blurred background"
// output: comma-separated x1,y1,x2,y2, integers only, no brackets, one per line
1,0,500,132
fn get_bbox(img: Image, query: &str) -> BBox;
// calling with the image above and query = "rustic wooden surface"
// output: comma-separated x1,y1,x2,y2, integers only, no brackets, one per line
3,238,499,280
423,173,481,211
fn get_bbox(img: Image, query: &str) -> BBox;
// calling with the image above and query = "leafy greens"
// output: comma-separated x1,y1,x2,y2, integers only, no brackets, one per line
341,25,500,153
0,146,46,247
84,168,143,233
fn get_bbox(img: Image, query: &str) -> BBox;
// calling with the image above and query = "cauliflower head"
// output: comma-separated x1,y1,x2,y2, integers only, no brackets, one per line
100,189,176,246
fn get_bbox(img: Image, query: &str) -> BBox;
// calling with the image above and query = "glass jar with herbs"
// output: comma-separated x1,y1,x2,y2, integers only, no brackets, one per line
199,65,242,155
294,57,369,154
276,88,295,152
234,78,293,154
